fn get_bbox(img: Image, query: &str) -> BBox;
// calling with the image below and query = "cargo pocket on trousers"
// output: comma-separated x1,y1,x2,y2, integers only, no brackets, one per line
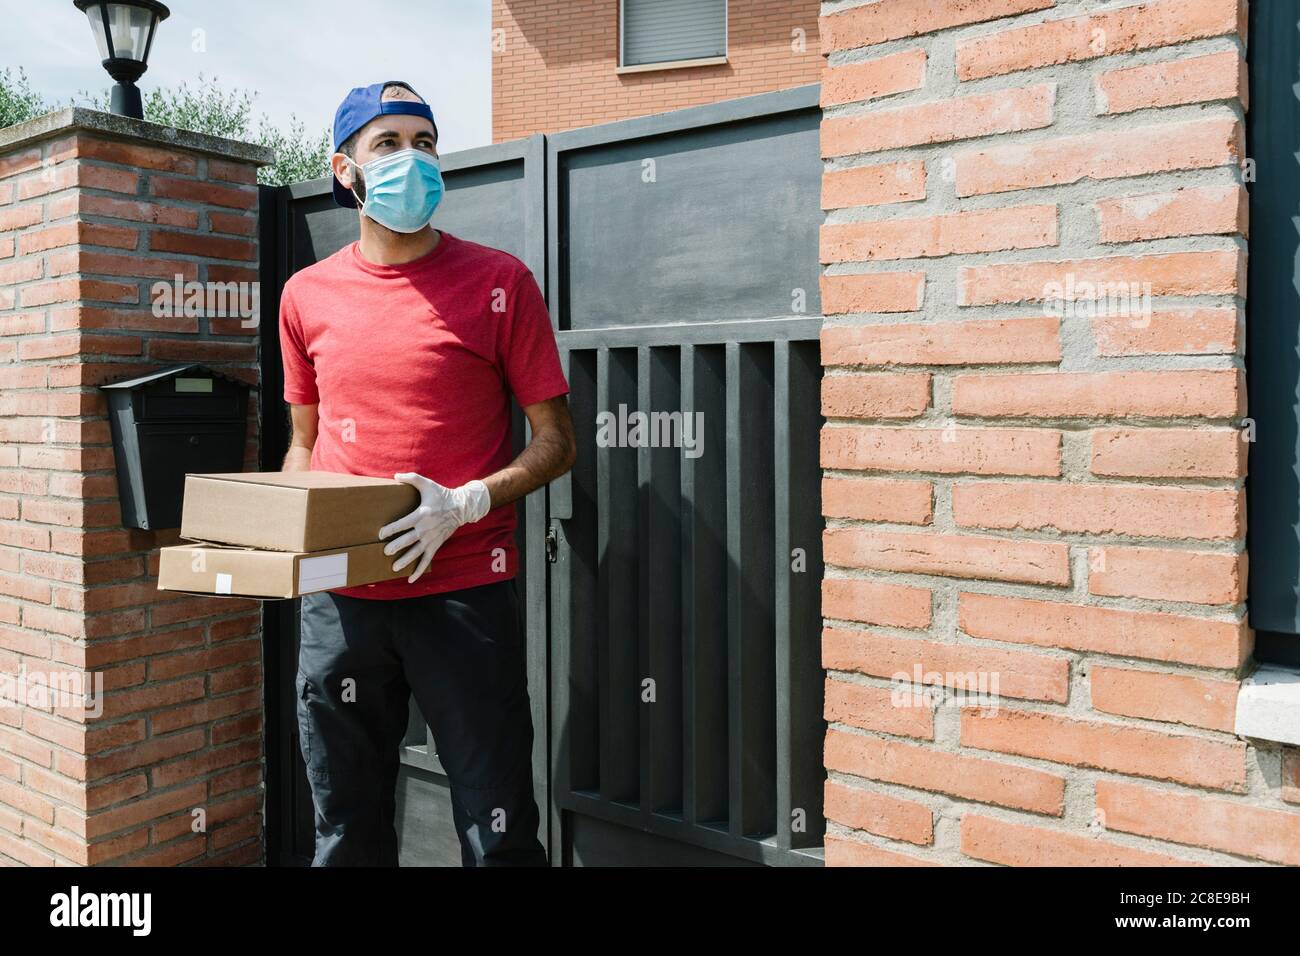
295,671,329,782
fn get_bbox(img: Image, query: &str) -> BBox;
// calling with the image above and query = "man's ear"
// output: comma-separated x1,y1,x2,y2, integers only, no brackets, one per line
330,152,354,190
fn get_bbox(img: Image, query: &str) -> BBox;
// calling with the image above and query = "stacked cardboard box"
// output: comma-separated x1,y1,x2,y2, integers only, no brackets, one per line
156,471,419,599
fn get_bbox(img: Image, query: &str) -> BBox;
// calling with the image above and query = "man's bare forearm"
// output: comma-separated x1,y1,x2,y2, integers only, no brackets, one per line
282,444,313,472
481,427,574,509
282,404,319,473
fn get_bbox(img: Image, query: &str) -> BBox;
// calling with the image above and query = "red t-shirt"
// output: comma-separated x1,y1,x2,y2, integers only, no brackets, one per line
277,230,569,599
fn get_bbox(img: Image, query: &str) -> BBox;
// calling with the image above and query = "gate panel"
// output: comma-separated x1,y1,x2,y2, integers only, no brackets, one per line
544,85,826,866
553,91,822,329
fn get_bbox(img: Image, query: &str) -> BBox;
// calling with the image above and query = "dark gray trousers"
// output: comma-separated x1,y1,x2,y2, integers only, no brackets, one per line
295,578,548,866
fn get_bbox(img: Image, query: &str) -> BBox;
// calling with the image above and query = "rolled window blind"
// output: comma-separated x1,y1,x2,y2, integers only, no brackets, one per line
623,0,727,67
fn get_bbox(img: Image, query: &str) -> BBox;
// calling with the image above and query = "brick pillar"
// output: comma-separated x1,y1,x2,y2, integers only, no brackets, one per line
818,0,1300,866
0,108,272,865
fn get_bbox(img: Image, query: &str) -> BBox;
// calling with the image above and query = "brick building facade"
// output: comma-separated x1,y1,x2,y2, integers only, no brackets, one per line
817,0,1299,866
491,0,823,140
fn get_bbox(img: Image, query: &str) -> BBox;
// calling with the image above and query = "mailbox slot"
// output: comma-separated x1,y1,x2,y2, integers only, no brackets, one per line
140,380,245,421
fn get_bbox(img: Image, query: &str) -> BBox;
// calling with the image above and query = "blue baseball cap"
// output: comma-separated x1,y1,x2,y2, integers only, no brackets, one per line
331,81,438,208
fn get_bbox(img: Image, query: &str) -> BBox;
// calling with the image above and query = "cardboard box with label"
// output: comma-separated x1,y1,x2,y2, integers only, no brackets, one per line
156,471,420,599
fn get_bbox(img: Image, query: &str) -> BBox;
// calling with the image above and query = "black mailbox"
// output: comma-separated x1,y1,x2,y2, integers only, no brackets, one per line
100,363,250,530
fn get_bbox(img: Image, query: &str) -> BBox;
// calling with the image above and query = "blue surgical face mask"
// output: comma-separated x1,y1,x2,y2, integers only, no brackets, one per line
346,148,444,233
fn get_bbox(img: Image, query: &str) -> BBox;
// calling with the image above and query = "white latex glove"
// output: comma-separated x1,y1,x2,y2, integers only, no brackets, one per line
379,472,492,583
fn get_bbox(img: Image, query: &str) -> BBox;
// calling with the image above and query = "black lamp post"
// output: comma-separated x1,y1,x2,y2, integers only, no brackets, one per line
73,0,171,120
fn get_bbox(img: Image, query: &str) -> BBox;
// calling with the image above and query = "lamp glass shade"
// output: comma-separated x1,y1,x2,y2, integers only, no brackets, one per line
82,2,155,62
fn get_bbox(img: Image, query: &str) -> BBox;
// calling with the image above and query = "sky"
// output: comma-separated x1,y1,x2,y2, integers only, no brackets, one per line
0,0,493,152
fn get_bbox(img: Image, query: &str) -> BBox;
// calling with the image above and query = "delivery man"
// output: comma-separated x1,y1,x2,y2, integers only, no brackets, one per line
277,80,575,867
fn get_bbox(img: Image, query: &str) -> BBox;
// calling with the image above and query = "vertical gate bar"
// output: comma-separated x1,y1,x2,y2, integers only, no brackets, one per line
601,348,640,803
725,341,778,838
637,346,651,817
772,339,792,853
547,385,568,844
684,344,728,827
728,343,774,837
647,346,683,815
595,347,613,802
786,340,828,850
680,345,698,825
557,348,600,799
515,392,549,851
754,342,779,841
724,341,742,836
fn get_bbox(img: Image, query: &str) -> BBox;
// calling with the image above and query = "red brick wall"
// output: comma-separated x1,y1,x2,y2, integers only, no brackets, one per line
819,0,1300,866
492,0,823,140
0,119,265,865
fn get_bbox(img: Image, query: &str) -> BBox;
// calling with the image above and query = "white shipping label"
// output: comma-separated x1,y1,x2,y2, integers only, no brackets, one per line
215,573,232,595
298,553,348,594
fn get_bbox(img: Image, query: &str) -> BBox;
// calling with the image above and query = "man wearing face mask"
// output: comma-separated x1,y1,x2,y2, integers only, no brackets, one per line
277,81,576,867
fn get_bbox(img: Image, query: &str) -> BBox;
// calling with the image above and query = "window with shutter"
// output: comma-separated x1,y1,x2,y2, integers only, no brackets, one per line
621,0,727,69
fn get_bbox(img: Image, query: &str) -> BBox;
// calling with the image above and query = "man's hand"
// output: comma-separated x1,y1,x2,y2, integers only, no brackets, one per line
379,473,491,583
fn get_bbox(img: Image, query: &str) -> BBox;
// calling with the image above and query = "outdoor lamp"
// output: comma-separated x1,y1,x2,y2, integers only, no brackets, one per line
73,0,171,119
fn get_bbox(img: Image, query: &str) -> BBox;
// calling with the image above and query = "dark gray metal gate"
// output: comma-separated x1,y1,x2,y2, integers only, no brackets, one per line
259,84,826,866
544,85,826,865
